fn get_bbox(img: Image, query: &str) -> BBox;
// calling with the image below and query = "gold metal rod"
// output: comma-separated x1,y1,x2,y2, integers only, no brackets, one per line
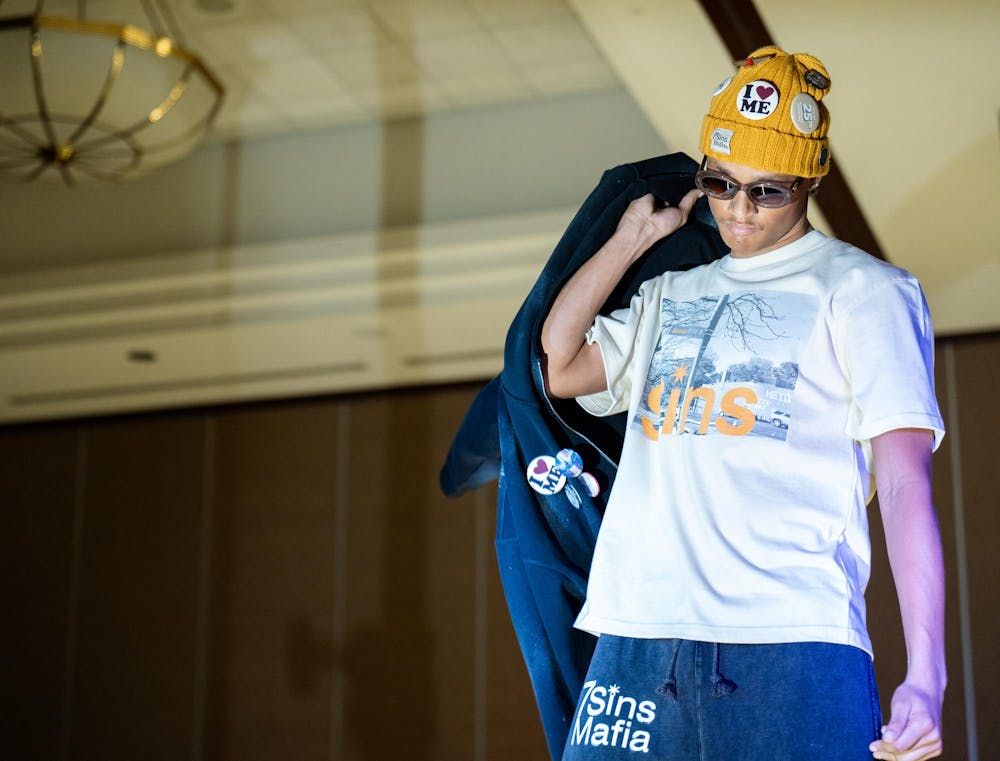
0,121,46,149
66,40,125,144
57,160,74,185
28,24,59,149
22,158,51,182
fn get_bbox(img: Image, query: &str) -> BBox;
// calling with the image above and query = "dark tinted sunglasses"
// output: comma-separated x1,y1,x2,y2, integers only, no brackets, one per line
695,166,804,208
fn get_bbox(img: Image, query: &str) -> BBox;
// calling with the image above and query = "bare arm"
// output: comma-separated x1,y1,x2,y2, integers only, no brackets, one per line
869,427,946,761
540,189,702,399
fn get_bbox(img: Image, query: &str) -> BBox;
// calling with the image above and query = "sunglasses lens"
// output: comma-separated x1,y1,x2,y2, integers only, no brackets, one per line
695,173,734,198
749,184,792,207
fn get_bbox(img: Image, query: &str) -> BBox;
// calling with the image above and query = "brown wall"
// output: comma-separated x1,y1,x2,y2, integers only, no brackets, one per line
1,333,996,760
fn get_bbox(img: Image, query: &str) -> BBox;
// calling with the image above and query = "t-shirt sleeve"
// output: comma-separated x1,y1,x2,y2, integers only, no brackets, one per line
575,287,648,417
840,275,945,450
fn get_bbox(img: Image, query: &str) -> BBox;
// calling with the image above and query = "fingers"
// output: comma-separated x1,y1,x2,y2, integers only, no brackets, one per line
870,735,943,761
872,679,944,761
870,715,943,761
675,187,704,218
885,713,939,753
881,703,912,747
616,189,702,250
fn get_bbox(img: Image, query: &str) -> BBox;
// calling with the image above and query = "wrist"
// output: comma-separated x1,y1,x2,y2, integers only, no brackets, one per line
903,665,947,698
607,225,657,263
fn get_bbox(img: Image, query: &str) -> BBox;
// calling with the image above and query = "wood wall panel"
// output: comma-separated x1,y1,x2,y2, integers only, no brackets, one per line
340,393,426,761
931,346,970,761
954,336,999,757
339,388,480,761
71,414,205,761
421,389,479,760
207,401,340,761
0,425,79,761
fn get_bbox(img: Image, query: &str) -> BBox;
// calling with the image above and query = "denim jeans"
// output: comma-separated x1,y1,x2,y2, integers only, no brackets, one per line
561,636,882,761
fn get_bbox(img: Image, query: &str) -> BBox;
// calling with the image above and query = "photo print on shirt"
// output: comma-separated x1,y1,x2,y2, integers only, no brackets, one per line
633,291,818,442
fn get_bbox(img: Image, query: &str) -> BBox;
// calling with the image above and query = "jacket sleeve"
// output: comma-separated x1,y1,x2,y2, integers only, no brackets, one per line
439,375,501,497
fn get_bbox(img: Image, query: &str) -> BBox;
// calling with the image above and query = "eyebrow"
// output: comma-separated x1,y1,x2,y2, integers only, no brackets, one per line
704,162,797,184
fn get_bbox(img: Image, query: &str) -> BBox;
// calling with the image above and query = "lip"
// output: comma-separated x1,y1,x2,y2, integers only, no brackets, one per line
725,221,759,237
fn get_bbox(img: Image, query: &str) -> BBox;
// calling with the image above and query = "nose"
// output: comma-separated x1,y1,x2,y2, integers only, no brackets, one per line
728,188,757,216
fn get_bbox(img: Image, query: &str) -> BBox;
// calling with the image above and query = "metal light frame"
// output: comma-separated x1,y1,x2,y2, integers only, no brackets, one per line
0,1,224,184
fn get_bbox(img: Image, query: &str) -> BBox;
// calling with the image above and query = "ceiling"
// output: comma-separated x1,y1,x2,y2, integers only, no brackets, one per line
0,0,996,423
10,0,621,139
4,0,994,334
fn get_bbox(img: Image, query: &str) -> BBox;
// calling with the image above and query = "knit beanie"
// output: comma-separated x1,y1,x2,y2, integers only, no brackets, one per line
699,45,832,177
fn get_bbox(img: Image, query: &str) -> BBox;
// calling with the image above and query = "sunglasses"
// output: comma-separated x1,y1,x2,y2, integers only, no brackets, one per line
694,163,804,208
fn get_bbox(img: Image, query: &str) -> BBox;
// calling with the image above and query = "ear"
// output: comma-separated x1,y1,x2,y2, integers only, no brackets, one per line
808,179,822,196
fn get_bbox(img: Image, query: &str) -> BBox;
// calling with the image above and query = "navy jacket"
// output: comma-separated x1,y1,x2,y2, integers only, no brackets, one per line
440,153,728,759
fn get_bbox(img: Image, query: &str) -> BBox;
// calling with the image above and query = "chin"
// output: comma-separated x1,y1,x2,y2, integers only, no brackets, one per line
720,231,758,255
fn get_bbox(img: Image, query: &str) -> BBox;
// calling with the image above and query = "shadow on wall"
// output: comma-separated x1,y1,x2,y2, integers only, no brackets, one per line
285,612,437,760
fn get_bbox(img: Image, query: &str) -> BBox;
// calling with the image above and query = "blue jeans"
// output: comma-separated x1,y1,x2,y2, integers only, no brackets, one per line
561,636,882,761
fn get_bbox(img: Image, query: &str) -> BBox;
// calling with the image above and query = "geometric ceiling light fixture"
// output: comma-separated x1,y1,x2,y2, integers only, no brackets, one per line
0,0,224,185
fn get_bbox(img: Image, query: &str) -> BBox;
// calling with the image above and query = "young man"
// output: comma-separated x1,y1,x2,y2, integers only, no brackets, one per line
541,47,945,761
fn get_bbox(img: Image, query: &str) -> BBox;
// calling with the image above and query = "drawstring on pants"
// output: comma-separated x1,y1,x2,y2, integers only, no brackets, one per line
654,641,681,701
654,641,738,701
709,642,738,697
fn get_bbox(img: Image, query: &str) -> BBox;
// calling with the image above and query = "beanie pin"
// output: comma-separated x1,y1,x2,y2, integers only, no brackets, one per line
804,69,830,90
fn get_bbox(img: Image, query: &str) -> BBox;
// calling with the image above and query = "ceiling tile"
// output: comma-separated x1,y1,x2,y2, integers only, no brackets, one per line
274,92,369,128
198,19,306,64
433,66,528,107
178,0,275,24
494,17,601,67
212,91,291,139
76,0,151,27
255,0,356,13
287,4,389,51
322,44,422,90
250,55,352,98
519,56,618,96
469,0,573,28
356,81,450,119
368,0,481,40
411,30,510,77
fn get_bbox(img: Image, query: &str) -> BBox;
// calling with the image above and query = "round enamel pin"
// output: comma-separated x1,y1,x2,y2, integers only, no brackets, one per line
554,448,584,478
712,75,733,96
578,472,601,498
790,92,820,133
526,455,567,495
804,69,830,90
736,79,779,120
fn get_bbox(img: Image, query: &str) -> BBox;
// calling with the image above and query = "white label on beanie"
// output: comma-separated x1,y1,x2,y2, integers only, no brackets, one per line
737,79,779,120
790,92,820,133
710,128,734,155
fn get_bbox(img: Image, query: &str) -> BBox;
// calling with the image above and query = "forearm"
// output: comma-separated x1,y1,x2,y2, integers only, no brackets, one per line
540,231,648,397
882,487,946,692
869,430,946,760
874,429,946,694
541,191,700,398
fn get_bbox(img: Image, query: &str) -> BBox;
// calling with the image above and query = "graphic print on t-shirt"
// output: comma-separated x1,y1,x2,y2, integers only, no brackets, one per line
633,290,818,441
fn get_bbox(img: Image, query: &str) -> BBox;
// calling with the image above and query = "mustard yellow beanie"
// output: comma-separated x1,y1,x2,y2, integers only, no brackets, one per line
699,45,832,178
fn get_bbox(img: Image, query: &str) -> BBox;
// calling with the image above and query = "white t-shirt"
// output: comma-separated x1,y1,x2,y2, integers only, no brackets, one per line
575,230,944,655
